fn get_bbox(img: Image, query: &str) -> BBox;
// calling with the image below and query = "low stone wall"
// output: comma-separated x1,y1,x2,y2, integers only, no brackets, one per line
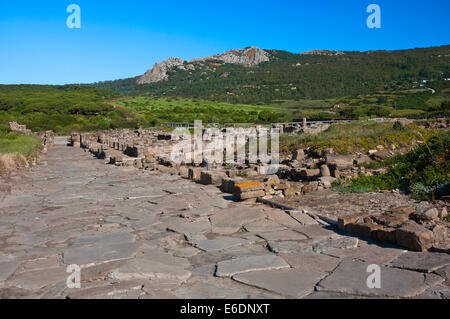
338,207,448,251
8,122,54,147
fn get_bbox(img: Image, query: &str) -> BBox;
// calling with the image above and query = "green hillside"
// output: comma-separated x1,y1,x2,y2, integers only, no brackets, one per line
0,85,139,134
94,45,450,104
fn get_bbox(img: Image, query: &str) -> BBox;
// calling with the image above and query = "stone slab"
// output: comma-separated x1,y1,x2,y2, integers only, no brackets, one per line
167,219,211,236
195,237,249,252
0,261,20,282
279,252,340,273
233,268,325,298
71,231,136,247
295,225,339,240
257,230,308,242
63,242,141,266
210,207,264,234
215,255,290,277
389,251,450,273
6,267,68,291
317,260,444,298
111,259,191,282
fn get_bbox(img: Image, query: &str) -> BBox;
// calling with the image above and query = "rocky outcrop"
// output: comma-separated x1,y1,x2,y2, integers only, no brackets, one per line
190,46,270,66
136,57,184,84
136,47,271,84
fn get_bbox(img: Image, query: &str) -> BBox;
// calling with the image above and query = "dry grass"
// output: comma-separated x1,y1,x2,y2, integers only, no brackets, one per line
0,153,28,174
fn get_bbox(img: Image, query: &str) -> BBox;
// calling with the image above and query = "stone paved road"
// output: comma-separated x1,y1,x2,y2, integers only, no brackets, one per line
0,141,449,299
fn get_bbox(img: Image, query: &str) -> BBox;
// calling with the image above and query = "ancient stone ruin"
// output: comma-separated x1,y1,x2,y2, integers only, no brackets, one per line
70,126,449,252
8,122,54,147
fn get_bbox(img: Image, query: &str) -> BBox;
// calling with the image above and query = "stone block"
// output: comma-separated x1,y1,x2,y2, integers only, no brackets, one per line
372,211,409,228
302,181,318,194
234,181,265,193
200,171,226,186
345,223,382,240
293,149,305,161
300,169,321,179
320,165,331,177
236,190,266,201
178,166,190,178
395,221,434,251
188,168,202,181
274,182,290,190
338,212,370,231
430,224,448,243
283,188,297,198
374,227,397,244
221,178,244,194
326,155,354,170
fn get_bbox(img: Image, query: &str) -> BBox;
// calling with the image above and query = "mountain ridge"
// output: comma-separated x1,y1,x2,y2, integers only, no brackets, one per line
94,45,450,103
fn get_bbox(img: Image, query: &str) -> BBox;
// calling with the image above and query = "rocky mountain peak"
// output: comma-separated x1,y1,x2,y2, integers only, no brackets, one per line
136,57,184,84
191,46,271,66
136,47,271,85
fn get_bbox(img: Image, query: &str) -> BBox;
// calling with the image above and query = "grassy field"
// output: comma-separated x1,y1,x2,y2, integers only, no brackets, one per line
0,133,42,159
114,96,291,125
258,90,449,121
0,85,137,135
279,121,440,155
1,85,448,134
0,133,43,174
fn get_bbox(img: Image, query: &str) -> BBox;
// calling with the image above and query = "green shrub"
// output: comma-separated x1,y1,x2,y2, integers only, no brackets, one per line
334,131,450,201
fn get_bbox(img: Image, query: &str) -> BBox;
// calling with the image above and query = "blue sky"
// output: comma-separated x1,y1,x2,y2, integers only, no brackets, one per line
0,0,449,84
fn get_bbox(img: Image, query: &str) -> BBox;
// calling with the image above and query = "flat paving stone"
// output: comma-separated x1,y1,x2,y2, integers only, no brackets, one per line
312,237,359,253
323,244,406,265
179,206,215,218
210,207,264,234
195,237,249,252
215,255,290,277
435,265,450,287
171,246,201,258
111,259,191,282
257,230,307,242
19,256,60,272
295,225,339,240
167,219,211,236
243,220,287,232
173,280,261,299
233,268,326,298
287,211,319,226
6,267,68,291
389,251,450,273
63,242,141,266
268,240,319,254
0,261,20,282
415,284,450,299
279,252,340,273
317,260,444,298
137,248,191,269
71,232,136,247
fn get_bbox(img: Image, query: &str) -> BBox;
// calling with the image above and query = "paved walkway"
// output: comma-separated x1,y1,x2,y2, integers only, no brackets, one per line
0,142,449,299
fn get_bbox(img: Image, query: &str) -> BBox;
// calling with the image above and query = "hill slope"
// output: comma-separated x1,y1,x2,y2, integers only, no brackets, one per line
0,85,140,134
94,45,450,104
